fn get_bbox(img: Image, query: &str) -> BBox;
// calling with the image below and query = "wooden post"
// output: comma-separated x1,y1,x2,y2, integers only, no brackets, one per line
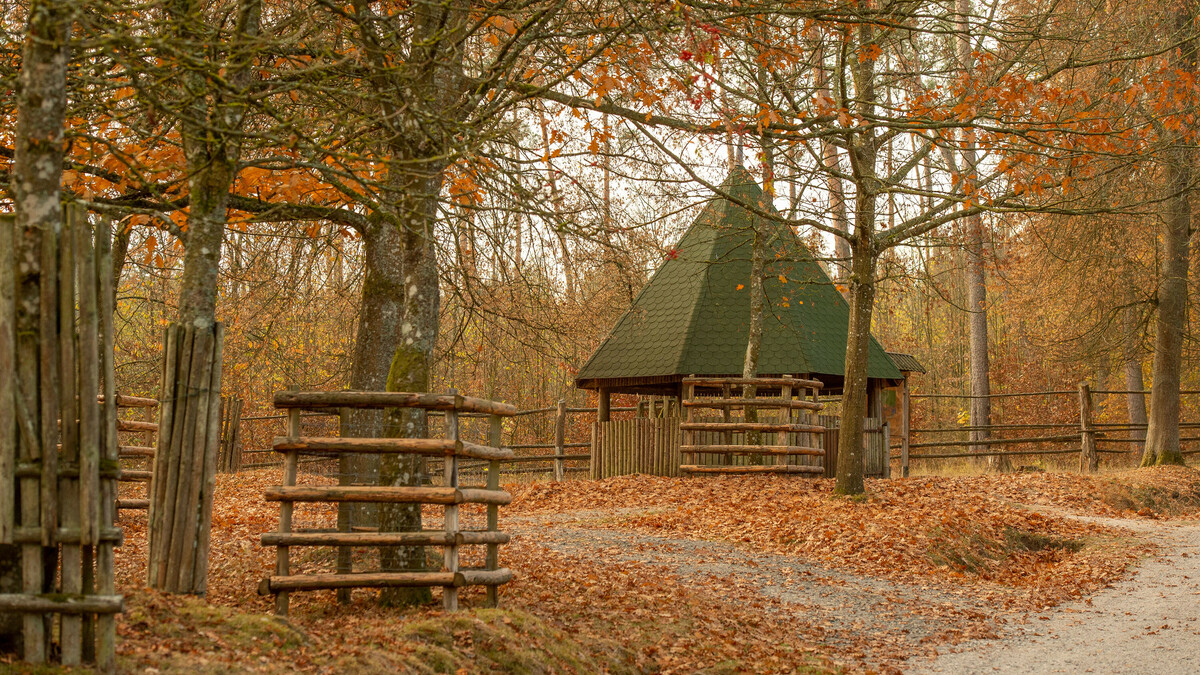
901,379,911,478
1079,382,1098,473
485,414,501,607
778,377,794,468
721,382,732,467
443,393,460,612
553,399,566,482
882,421,891,478
0,216,12,546
96,218,119,672
598,387,611,423
276,385,300,616
683,378,695,470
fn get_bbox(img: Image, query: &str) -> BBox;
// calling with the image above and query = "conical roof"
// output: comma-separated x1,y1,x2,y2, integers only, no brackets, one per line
575,167,902,390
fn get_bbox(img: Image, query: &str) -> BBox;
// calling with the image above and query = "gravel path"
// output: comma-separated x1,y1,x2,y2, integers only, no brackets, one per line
916,515,1200,674
509,512,998,668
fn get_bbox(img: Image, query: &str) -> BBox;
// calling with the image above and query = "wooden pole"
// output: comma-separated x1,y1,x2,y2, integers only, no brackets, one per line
275,385,300,615
0,215,13,545
443,392,460,612
486,414,501,607
901,378,911,478
553,399,566,482
598,387,611,423
96,217,119,672
1079,382,1098,473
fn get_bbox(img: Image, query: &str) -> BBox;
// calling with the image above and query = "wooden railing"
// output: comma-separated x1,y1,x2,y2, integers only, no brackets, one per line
110,394,158,511
893,386,1200,475
679,376,827,475
257,388,516,613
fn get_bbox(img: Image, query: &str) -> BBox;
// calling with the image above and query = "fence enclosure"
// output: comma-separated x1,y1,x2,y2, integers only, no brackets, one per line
259,389,516,613
0,209,122,670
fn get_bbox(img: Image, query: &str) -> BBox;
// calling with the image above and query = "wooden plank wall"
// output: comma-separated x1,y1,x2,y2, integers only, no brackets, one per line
591,414,888,479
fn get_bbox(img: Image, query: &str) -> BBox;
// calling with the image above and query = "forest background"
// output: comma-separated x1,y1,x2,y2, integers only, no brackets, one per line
3,0,1199,471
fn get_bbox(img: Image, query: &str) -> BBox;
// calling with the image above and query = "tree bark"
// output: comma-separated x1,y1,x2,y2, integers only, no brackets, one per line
1122,303,1148,453
3,0,72,653
835,236,877,495
378,169,442,607
834,21,881,496
1142,6,1195,467
954,0,1001,472
172,0,259,329
815,44,851,280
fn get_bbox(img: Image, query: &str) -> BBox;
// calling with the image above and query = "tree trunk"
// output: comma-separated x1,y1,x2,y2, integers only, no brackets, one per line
110,218,132,307
3,0,72,654
835,237,877,496
378,170,442,607
815,47,850,280
834,21,881,496
1122,304,1148,453
338,216,405,530
1142,6,1195,468
149,0,259,595
954,0,1001,472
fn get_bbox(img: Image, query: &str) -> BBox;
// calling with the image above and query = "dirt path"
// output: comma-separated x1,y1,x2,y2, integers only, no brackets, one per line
916,515,1200,674
510,511,999,670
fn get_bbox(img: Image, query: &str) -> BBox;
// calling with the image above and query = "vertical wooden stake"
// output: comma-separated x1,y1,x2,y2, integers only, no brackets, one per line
96,217,119,672
1079,382,1098,473
486,414,501,607
0,215,13,545
779,377,793,468
553,399,566,482
901,379,911,478
443,393,460,612
276,385,300,616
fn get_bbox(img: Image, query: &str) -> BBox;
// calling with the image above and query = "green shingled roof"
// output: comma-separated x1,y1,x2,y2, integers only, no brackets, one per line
576,167,902,387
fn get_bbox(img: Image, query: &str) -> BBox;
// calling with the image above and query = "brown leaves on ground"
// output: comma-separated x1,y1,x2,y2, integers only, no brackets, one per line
112,470,836,674
102,467,1191,673
510,473,1147,610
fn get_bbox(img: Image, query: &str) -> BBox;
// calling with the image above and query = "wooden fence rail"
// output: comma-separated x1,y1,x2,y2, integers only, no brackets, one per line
258,388,516,613
897,384,1200,475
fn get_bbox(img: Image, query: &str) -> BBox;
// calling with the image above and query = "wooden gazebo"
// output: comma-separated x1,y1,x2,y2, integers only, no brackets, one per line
576,167,904,416
576,168,907,477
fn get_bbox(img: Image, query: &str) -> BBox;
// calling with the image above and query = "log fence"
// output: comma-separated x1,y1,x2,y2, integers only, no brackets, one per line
258,388,516,613
679,375,827,476
894,385,1200,475
0,209,122,670
112,394,158,511
217,396,244,473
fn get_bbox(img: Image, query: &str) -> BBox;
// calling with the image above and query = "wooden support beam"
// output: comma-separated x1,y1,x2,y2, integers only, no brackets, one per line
0,594,124,615
682,398,824,411
680,422,825,434
260,531,510,547
679,444,824,456
680,464,824,475
272,391,518,417
270,436,513,461
263,485,512,506
683,376,823,389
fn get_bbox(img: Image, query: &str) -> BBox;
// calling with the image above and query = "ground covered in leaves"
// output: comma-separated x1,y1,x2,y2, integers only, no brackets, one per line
9,467,1197,673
